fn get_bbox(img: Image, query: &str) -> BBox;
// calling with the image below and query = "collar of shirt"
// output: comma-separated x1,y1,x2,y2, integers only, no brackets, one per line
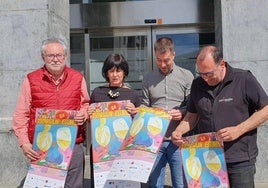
158,62,175,76
158,67,174,76
49,73,64,85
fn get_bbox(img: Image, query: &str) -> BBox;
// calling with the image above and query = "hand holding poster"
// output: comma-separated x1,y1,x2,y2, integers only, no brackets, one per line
181,132,229,188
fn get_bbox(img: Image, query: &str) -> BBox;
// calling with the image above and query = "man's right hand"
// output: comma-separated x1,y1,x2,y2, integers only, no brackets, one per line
171,130,185,147
21,143,40,161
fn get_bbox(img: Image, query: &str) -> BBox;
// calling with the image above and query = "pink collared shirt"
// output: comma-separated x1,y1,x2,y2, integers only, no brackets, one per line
12,74,90,146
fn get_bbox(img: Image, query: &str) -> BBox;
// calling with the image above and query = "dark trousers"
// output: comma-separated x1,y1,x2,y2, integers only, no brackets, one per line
64,143,85,188
90,145,94,188
227,164,255,188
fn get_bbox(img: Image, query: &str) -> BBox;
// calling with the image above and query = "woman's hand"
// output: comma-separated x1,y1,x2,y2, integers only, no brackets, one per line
125,101,137,116
75,110,87,125
87,105,96,116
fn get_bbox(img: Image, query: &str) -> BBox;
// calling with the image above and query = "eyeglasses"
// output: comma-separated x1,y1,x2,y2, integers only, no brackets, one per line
196,68,218,78
45,54,65,61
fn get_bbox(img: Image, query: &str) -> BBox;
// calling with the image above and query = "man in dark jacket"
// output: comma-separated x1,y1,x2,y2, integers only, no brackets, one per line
172,45,268,188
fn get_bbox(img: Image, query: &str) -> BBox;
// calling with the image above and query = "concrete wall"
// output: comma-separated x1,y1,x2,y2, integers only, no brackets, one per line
0,0,69,186
218,0,268,183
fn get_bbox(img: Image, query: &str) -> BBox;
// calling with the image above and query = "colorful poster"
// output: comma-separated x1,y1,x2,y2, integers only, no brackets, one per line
91,100,139,188
107,107,171,183
181,132,229,188
23,109,78,188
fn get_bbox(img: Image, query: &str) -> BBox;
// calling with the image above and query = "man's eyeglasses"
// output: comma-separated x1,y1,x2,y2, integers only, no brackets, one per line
196,69,217,78
45,54,65,61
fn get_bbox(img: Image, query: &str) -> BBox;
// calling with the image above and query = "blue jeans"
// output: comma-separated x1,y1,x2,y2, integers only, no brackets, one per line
227,164,256,188
149,140,185,188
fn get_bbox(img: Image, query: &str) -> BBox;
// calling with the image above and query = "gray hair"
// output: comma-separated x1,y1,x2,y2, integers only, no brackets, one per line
41,38,68,55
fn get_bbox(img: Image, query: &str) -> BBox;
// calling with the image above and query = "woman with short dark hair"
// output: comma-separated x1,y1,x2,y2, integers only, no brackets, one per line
87,54,141,187
101,54,129,82
88,54,140,108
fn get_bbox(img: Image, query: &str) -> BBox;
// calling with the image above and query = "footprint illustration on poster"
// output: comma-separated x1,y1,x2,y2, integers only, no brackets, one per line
186,148,202,181
113,118,129,140
36,124,52,152
95,118,111,147
57,127,72,151
130,112,145,137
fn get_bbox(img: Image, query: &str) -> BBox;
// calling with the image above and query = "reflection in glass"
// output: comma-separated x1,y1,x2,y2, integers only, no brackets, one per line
70,34,85,73
89,35,148,94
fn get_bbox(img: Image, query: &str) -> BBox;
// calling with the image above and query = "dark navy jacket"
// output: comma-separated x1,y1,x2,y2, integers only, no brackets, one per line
188,63,268,164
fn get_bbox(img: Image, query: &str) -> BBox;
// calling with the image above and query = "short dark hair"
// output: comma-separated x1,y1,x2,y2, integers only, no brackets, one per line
102,54,129,82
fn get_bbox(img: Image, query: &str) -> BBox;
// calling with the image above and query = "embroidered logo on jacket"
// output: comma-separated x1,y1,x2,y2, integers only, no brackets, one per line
218,98,233,103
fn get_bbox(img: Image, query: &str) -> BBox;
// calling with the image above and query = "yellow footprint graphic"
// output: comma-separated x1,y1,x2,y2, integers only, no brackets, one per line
57,127,71,151
113,118,129,140
95,118,111,147
130,112,145,137
36,124,52,151
147,117,162,136
203,150,221,173
186,148,202,180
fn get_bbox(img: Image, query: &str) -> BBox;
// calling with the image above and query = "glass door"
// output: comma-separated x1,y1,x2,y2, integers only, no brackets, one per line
81,26,215,95
85,28,152,96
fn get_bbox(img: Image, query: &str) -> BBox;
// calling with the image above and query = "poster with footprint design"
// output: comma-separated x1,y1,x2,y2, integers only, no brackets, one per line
23,109,77,188
91,101,140,188
181,132,229,188
107,107,171,183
